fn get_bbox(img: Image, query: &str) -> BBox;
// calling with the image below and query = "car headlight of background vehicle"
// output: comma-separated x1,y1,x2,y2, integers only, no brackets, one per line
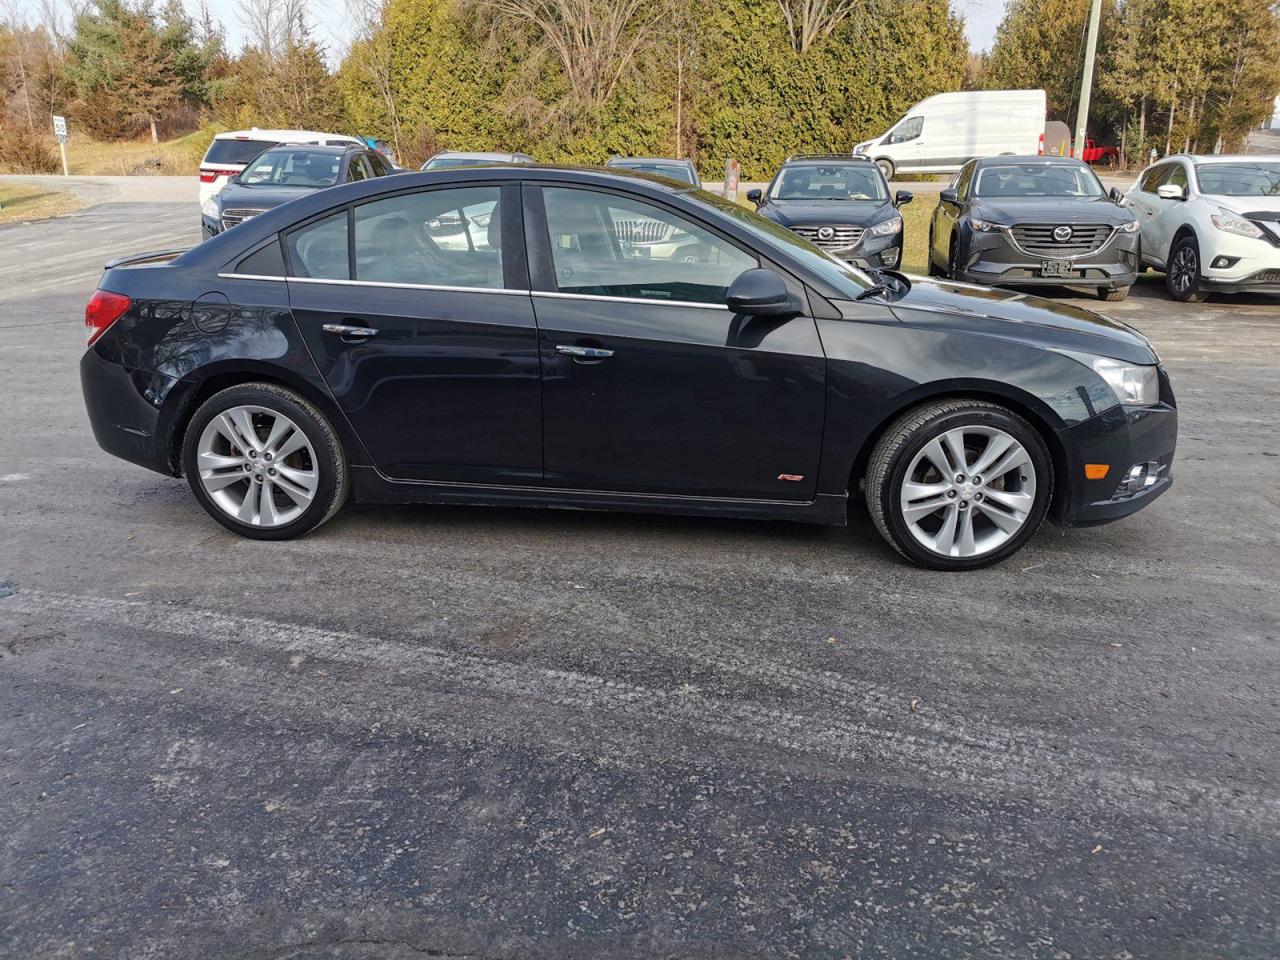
201,196,220,220
1068,354,1159,406
1210,210,1264,239
1116,219,1140,233
870,216,902,237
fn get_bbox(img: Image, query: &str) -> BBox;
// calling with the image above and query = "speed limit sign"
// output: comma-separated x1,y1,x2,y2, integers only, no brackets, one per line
52,115,68,143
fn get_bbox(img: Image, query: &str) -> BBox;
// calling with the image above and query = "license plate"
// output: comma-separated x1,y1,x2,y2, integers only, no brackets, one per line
1041,260,1080,279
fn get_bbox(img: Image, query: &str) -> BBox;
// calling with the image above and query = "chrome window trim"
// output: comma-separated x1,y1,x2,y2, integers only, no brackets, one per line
534,290,731,311
217,273,529,295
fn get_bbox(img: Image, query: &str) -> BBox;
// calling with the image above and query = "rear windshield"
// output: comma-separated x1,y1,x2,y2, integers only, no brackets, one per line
608,161,697,185
204,138,277,166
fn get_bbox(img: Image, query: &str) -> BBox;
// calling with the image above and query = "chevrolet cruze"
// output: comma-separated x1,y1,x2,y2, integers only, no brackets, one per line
80,167,1176,569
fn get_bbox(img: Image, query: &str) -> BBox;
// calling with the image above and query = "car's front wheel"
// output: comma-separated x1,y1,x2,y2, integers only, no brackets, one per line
181,383,349,540
865,400,1053,570
1166,235,1210,302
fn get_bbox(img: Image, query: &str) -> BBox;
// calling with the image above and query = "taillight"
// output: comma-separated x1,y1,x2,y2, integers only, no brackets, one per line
199,168,237,183
85,289,131,347
1038,133,1045,156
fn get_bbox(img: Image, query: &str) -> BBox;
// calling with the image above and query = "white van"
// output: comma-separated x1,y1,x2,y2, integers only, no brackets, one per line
198,129,365,204
853,90,1047,180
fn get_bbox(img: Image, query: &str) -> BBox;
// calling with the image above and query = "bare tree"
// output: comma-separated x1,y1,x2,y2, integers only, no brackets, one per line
345,0,401,155
776,0,862,53
472,0,662,110
238,0,305,59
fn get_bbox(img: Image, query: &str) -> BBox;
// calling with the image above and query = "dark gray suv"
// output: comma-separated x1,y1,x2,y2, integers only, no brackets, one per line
928,156,1140,301
748,155,912,269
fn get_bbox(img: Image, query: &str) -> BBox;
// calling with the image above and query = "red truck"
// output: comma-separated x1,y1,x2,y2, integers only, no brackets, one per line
1080,138,1119,164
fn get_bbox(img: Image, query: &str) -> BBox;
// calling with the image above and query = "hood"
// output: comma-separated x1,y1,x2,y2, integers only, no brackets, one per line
888,277,1158,364
1211,194,1280,216
217,182,320,212
973,195,1134,226
759,199,893,228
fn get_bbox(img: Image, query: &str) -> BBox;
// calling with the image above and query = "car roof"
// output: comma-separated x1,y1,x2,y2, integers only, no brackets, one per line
430,151,528,161
216,129,361,142
256,143,362,156
1168,153,1280,164
606,157,692,165
973,155,1087,167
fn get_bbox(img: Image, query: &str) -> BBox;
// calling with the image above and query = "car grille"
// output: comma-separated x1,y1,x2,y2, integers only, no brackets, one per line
614,219,673,245
790,224,865,251
1245,269,1280,283
221,208,268,230
1009,223,1113,257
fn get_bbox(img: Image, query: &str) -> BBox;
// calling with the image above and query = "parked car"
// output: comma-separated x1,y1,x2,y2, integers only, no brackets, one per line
420,151,534,170
928,156,1140,301
604,156,701,188
81,166,1176,570
853,89,1047,180
1080,138,1118,165
1125,154,1280,302
746,155,911,270
200,143,394,239
198,129,365,205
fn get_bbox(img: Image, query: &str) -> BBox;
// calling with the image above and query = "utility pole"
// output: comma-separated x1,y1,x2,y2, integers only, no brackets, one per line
1073,0,1104,157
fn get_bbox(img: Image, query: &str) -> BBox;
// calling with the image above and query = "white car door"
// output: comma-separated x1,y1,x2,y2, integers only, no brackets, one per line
1128,163,1169,266
1144,162,1191,266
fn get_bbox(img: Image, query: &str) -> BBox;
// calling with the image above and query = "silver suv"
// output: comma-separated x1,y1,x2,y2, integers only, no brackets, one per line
1126,154,1280,301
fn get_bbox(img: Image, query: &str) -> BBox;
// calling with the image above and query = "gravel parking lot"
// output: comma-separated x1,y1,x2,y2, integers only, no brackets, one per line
2,202,1278,959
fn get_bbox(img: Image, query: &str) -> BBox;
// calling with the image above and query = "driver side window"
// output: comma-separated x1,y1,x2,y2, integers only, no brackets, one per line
888,116,923,145
541,187,756,305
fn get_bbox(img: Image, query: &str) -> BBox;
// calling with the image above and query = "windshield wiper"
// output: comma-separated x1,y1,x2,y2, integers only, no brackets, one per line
856,282,889,301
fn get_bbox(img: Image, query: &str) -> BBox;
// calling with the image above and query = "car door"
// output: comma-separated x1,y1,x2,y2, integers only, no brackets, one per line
885,116,925,172
1128,163,1171,265
286,183,543,484
1143,162,1189,264
524,183,827,501
932,161,973,268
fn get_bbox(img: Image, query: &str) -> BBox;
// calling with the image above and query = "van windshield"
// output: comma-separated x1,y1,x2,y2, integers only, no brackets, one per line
974,164,1104,198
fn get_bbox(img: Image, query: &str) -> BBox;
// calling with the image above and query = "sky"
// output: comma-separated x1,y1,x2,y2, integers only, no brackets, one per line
8,0,1006,62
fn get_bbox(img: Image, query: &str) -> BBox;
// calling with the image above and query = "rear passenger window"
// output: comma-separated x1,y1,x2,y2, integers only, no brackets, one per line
236,239,285,277
353,187,504,288
286,211,350,280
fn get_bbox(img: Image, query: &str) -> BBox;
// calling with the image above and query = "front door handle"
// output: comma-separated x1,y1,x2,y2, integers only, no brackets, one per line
323,323,379,340
555,344,614,360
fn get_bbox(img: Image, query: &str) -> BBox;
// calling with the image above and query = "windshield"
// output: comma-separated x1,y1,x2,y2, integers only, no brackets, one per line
608,161,696,185
1194,162,1280,196
693,191,873,294
770,164,887,201
236,149,341,188
204,138,277,166
973,164,1104,198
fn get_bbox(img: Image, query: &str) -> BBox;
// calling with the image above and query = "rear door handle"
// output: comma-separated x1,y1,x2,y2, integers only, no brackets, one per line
323,323,379,340
555,344,614,360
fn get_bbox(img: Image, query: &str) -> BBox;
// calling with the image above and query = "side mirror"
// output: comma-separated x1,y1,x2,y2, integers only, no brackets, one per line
1156,183,1186,201
939,188,958,204
746,188,763,205
726,268,799,318
1108,187,1123,202
895,190,913,206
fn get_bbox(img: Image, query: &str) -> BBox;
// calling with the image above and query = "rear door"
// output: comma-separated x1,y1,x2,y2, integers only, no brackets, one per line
286,183,543,484
524,183,826,501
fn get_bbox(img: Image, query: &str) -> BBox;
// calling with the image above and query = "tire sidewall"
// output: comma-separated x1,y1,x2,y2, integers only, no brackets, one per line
879,407,1053,571
1166,236,1202,301
182,386,342,541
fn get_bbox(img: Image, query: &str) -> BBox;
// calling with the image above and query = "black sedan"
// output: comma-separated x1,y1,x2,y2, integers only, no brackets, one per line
747,155,912,270
82,167,1176,570
201,143,395,239
928,156,1140,301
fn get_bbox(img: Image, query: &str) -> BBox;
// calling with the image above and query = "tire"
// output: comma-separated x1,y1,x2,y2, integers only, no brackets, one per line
927,227,945,277
947,238,962,281
865,400,1053,571
1098,285,1130,302
181,382,349,540
875,158,895,182
1165,235,1210,302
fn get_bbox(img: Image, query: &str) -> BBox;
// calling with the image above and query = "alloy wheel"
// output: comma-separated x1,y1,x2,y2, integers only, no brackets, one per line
898,425,1037,559
1170,245,1197,295
196,405,319,527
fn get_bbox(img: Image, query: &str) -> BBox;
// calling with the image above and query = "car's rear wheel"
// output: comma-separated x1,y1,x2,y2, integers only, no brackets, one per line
1166,236,1210,302
182,383,348,540
865,400,1053,570
1098,285,1130,301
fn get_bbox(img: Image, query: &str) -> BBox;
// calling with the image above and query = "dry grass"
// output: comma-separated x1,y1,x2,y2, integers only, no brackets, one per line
0,181,83,224
64,129,213,176
898,195,934,274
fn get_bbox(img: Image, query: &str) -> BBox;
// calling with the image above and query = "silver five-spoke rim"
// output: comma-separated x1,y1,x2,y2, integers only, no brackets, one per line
899,425,1037,559
196,405,318,527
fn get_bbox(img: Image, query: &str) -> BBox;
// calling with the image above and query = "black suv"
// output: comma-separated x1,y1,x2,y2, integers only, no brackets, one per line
748,155,912,269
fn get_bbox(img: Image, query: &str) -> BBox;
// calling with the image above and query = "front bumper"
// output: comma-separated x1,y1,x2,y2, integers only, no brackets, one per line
819,234,902,270
201,215,221,240
1060,371,1178,526
1194,231,1280,294
962,228,1139,289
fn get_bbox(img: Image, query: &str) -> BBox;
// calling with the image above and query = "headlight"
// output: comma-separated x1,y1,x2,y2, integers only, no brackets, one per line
1116,219,1140,233
1088,356,1159,405
870,216,902,237
1211,210,1264,239
201,197,220,220
969,218,1000,232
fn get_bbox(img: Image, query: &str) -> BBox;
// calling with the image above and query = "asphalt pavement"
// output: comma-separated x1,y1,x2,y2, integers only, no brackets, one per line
1,203,1278,959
